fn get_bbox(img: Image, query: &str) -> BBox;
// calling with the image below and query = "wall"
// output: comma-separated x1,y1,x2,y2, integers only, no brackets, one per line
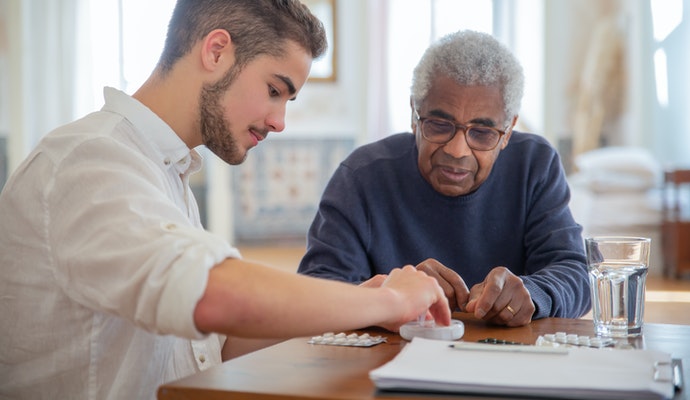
0,2,7,188
276,0,368,143
653,0,690,165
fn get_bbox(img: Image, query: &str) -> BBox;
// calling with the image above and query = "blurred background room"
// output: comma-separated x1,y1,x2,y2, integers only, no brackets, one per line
1,0,690,284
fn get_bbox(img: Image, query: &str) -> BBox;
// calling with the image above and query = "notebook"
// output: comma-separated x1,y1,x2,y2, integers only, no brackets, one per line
369,337,677,399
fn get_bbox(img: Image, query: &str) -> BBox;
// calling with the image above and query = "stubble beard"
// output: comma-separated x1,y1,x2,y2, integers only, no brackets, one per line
199,66,247,165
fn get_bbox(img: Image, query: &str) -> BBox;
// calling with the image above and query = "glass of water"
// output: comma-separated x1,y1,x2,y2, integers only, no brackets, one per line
585,236,651,337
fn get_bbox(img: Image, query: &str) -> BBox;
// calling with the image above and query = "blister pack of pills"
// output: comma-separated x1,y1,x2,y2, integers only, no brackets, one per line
535,332,615,348
308,332,387,347
477,337,526,345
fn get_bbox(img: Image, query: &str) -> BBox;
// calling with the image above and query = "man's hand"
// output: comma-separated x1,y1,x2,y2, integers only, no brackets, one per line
415,258,470,312
464,266,535,326
377,266,451,332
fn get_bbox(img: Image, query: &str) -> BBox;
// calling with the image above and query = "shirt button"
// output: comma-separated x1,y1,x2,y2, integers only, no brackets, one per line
164,158,171,165
199,355,206,363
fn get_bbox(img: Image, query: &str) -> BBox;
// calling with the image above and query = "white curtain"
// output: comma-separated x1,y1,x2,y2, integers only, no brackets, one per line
3,0,85,172
364,0,391,142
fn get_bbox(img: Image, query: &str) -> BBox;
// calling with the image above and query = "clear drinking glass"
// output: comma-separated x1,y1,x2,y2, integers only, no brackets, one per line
585,236,651,337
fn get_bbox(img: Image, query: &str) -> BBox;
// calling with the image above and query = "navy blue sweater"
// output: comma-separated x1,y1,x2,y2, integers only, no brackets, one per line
298,132,590,319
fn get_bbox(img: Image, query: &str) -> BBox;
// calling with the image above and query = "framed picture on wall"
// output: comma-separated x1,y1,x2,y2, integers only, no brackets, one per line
303,0,336,82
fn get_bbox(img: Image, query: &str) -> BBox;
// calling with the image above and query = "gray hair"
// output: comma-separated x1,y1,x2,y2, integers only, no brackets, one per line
411,30,524,122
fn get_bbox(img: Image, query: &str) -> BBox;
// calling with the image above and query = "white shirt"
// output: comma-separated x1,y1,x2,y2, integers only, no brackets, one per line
0,87,240,399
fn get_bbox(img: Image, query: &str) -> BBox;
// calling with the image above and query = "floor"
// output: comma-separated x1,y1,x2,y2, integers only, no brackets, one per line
237,244,690,326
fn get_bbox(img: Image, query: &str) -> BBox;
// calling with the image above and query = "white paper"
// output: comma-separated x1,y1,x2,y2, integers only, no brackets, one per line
369,337,675,399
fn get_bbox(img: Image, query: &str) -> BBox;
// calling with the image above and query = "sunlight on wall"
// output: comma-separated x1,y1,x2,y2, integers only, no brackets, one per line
653,49,668,107
651,0,682,41
649,0,690,163
650,0,682,109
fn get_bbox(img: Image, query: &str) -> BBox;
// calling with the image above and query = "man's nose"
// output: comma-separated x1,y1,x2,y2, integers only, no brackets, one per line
266,104,286,133
442,130,473,158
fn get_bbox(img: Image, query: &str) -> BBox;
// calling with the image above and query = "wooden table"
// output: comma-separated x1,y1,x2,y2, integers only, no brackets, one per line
158,314,688,399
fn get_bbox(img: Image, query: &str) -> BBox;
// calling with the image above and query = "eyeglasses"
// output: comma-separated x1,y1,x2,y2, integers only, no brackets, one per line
414,110,509,151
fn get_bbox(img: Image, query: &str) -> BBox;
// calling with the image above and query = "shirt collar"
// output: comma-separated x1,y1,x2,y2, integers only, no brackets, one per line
100,87,200,175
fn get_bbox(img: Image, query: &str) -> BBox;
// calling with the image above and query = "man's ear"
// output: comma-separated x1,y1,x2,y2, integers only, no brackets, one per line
500,115,519,150
200,29,234,72
409,96,417,133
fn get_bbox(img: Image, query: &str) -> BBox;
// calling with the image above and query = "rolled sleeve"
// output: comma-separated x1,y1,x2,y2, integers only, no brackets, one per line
155,224,240,338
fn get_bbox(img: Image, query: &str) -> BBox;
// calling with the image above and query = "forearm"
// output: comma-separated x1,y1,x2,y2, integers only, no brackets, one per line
194,258,408,338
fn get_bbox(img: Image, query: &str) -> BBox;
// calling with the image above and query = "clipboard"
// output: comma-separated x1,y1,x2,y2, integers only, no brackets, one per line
369,337,677,399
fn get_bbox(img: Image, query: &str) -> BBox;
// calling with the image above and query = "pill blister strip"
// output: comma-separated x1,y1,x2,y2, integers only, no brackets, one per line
308,332,387,347
535,332,615,349
478,338,526,345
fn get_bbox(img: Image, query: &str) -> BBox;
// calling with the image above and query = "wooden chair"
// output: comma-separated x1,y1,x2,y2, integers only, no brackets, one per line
662,169,690,278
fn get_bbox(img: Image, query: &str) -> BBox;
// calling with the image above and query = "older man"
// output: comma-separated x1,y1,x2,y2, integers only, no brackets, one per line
299,30,590,327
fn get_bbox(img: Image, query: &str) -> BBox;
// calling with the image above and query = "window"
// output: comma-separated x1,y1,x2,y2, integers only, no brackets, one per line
79,0,175,114
649,0,690,163
650,0,682,107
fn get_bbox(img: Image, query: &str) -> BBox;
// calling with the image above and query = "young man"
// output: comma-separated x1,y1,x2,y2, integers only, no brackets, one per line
0,1,449,399
299,30,591,327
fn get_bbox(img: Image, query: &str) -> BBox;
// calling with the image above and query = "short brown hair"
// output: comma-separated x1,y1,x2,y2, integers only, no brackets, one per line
158,0,327,73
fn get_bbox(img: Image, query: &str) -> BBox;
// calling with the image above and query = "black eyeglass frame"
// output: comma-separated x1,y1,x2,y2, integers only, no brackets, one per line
413,109,511,151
